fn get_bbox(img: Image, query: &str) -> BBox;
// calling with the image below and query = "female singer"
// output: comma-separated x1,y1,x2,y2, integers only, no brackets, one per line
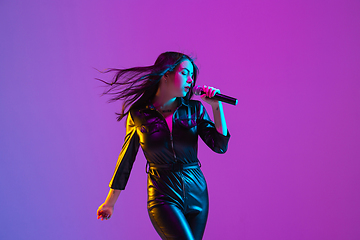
97,52,230,240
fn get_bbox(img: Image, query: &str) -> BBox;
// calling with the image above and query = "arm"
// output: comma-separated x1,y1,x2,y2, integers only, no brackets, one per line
104,188,121,206
197,86,230,153
97,189,121,220
109,110,140,189
210,101,227,136
97,110,140,220
200,85,228,136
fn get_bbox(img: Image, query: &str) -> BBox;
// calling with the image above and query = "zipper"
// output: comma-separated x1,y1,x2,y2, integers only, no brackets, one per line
168,118,185,200
153,108,178,162
170,134,177,162
153,104,186,200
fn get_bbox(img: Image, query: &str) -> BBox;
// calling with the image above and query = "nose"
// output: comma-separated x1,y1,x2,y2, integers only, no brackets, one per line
187,76,193,84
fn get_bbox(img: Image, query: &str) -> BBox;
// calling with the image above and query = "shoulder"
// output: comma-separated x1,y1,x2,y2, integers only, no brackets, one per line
127,105,146,125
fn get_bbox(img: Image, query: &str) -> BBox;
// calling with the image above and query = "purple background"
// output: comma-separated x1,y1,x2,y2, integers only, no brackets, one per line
1,0,359,239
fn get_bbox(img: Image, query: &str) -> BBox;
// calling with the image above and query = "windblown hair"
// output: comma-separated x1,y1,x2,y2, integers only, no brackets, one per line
97,52,199,121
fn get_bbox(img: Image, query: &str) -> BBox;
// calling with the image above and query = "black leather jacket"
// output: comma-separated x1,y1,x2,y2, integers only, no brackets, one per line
109,97,230,190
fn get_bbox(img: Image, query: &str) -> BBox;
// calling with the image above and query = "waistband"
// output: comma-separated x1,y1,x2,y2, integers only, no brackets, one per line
146,161,201,173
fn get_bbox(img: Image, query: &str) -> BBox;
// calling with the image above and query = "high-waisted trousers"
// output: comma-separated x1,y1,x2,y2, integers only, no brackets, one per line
147,166,209,240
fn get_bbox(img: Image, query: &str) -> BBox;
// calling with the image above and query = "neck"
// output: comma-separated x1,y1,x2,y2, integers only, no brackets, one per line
153,95,177,110
152,87,177,110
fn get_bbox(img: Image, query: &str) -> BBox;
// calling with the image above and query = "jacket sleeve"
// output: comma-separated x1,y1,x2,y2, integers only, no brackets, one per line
109,111,140,190
197,101,230,154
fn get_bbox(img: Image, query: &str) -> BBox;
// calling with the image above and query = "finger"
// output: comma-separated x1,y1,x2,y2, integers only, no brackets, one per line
208,87,215,98
209,88,220,98
210,88,216,97
210,87,217,97
98,211,108,220
212,88,220,97
206,87,212,97
202,85,208,96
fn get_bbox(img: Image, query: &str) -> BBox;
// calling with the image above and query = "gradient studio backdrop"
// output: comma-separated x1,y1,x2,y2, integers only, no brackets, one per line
0,0,359,239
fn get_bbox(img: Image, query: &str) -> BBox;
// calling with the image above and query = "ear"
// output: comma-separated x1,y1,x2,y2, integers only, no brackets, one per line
161,73,168,83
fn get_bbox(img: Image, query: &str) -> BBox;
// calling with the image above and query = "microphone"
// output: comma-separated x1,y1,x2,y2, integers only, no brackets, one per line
193,85,238,105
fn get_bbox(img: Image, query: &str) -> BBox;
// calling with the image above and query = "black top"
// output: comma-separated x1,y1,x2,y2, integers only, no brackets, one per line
109,98,230,190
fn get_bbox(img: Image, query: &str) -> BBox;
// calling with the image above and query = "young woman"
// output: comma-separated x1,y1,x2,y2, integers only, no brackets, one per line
97,52,230,240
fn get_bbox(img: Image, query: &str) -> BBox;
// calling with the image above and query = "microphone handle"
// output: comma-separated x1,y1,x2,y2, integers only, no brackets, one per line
208,93,238,105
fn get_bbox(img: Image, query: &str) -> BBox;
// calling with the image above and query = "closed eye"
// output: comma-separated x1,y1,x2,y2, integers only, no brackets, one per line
180,68,193,77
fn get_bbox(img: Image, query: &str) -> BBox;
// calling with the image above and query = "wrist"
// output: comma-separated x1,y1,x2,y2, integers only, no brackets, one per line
211,101,222,109
103,201,115,208
104,188,121,206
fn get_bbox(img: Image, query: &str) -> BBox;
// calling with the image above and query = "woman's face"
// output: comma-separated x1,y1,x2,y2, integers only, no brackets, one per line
167,59,194,97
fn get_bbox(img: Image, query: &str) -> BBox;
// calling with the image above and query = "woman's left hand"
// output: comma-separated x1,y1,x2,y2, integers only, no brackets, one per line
200,85,221,107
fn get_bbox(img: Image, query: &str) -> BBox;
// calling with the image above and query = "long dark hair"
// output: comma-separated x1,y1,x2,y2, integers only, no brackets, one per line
97,52,199,121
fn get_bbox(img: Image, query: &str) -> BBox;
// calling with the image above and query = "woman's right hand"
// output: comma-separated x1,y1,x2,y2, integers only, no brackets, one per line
97,203,114,220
